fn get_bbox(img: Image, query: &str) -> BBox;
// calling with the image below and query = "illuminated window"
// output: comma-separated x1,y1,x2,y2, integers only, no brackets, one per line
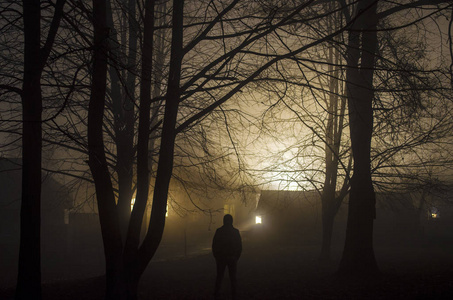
429,207,440,219
255,215,262,224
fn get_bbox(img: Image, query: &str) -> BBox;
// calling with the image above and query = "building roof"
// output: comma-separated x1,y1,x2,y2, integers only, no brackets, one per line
0,158,73,210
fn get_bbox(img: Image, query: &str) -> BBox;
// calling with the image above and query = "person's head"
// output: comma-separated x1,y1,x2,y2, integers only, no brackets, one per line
223,214,233,226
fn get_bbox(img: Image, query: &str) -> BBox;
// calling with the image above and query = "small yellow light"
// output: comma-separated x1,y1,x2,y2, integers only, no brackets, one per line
131,198,135,211
255,216,262,224
431,213,438,219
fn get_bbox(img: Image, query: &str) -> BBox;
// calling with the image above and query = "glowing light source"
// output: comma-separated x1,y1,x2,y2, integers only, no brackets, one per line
430,207,439,219
131,198,135,211
255,216,262,224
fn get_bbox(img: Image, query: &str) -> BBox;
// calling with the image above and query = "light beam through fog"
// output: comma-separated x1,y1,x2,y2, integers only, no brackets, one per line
1,1,453,299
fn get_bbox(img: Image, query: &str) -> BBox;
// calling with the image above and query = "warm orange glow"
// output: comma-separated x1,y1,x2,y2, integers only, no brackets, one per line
131,198,135,211
431,213,438,219
132,198,167,217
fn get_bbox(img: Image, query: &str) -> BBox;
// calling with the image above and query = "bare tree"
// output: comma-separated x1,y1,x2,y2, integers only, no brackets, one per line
12,1,67,299
337,0,453,276
229,0,453,268
335,0,380,276
5,1,452,297
85,1,352,298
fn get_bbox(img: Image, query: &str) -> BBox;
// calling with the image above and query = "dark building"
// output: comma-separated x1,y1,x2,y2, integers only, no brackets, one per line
0,158,73,287
253,190,343,244
253,189,453,247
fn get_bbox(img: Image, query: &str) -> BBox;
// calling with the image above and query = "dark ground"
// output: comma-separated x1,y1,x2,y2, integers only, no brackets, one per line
1,242,453,299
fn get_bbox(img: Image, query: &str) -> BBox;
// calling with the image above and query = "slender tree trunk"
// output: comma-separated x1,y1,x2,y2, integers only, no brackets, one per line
148,0,167,177
338,0,379,276
320,184,349,262
88,0,125,299
106,0,136,240
121,0,156,298
319,14,348,261
118,0,138,240
136,0,184,278
16,2,42,299
321,97,337,262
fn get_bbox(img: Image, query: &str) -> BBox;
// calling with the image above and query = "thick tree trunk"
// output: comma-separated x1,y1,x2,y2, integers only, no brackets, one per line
16,2,42,299
338,0,379,276
16,1,66,299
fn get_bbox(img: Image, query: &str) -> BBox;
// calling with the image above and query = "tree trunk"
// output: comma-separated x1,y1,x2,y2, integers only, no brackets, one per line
88,1,125,299
319,15,348,262
16,2,42,299
105,1,183,298
136,0,184,278
88,0,183,299
118,0,138,240
16,0,65,298
338,0,379,277
106,0,136,240
121,1,156,298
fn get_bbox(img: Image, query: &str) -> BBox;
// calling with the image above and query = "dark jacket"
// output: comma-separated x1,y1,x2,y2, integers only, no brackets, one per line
212,224,242,260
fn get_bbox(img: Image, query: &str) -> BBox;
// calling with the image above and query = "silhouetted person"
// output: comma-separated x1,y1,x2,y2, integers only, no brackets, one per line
212,214,242,299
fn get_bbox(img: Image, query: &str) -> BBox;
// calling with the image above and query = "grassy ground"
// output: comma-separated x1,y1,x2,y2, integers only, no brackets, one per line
2,242,453,299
